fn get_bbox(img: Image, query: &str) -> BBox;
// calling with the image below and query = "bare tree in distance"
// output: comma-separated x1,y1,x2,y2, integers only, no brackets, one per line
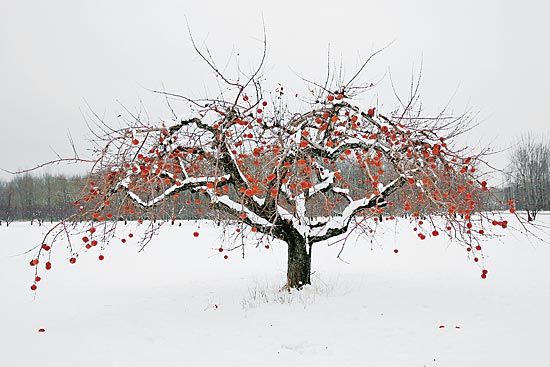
0,180,16,226
24,34,522,291
507,133,550,221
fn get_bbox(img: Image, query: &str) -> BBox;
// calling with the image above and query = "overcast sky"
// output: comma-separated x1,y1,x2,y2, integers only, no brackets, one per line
1,0,548,181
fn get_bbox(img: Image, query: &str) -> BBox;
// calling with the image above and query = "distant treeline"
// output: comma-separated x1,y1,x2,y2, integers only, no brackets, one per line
0,174,84,225
0,171,540,226
0,173,224,226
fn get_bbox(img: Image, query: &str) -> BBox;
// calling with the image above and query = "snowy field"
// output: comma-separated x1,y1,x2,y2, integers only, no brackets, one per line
1,216,550,366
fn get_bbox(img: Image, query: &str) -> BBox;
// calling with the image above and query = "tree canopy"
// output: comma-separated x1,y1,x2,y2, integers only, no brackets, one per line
25,42,519,289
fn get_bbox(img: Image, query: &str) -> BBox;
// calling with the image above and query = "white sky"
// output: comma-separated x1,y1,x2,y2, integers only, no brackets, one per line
1,0,549,181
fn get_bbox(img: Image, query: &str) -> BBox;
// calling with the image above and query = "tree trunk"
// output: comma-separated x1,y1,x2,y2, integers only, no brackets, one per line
286,235,312,289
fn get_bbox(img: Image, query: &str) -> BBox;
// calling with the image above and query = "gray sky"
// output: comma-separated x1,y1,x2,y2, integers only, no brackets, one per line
1,0,549,180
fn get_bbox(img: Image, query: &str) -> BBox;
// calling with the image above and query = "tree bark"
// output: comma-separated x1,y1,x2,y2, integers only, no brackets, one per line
286,233,311,289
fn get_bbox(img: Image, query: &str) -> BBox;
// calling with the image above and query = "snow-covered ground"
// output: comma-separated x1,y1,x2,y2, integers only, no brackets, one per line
1,216,549,366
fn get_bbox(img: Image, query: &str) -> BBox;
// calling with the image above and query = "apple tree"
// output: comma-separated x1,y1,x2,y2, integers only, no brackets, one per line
27,43,515,290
